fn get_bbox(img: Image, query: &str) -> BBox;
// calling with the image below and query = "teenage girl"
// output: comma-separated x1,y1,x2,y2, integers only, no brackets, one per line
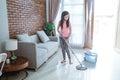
57,11,73,64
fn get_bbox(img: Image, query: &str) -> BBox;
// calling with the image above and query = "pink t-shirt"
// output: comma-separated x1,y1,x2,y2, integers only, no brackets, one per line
60,22,70,37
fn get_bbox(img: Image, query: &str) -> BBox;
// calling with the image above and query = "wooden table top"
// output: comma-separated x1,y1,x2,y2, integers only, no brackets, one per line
3,56,29,72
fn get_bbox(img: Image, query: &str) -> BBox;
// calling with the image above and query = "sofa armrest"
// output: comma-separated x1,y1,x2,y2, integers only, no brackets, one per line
48,36,58,42
15,41,37,68
15,41,36,55
16,41,36,57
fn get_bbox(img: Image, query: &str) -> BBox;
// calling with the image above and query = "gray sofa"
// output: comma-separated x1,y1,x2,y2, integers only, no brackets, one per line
15,32,59,71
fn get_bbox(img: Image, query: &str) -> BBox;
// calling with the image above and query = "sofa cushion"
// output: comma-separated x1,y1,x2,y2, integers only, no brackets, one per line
17,33,31,42
30,34,40,43
37,30,50,43
37,41,58,51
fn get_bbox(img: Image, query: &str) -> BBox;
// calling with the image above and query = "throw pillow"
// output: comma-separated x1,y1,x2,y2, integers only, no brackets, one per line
17,33,31,42
37,30,50,43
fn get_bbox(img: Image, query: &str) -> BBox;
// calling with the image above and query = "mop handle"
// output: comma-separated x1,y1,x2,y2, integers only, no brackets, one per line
59,33,82,65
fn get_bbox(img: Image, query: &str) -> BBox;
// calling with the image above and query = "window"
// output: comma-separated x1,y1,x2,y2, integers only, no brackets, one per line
55,0,85,48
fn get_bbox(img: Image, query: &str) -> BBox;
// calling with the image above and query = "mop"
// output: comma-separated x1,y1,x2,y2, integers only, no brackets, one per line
59,34,87,70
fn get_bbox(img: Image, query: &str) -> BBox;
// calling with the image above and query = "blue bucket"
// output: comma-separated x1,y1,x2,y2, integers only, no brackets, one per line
84,51,98,63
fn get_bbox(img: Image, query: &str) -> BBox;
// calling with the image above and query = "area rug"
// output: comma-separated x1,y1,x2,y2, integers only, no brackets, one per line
1,70,28,80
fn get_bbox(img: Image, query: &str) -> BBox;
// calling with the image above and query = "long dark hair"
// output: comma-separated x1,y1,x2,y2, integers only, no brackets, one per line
60,11,70,29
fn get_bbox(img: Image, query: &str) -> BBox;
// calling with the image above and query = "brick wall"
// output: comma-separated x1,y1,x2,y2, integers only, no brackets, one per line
7,0,46,38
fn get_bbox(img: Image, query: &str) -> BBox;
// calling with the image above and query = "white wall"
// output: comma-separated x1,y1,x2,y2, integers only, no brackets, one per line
0,0,9,52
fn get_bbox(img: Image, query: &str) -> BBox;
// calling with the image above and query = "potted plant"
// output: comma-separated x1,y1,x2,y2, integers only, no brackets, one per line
43,22,55,36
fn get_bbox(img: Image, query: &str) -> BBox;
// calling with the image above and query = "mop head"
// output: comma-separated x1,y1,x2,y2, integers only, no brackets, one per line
76,64,87,70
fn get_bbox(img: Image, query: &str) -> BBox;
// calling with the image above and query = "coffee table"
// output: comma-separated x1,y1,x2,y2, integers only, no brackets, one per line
2,56,29,80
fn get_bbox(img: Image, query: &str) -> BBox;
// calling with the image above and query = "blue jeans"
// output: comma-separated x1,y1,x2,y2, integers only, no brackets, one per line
60,37,71,60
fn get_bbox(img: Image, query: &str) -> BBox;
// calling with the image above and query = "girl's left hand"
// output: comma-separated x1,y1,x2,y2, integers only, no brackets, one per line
66,39,69,43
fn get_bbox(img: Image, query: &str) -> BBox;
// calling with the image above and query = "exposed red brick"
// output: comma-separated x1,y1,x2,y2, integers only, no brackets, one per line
7,0,46,38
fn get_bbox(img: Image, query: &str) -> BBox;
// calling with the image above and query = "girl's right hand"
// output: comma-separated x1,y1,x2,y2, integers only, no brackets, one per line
58,32,63,37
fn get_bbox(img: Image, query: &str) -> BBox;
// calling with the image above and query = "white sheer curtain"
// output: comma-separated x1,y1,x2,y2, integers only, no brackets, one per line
54,0,85,49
